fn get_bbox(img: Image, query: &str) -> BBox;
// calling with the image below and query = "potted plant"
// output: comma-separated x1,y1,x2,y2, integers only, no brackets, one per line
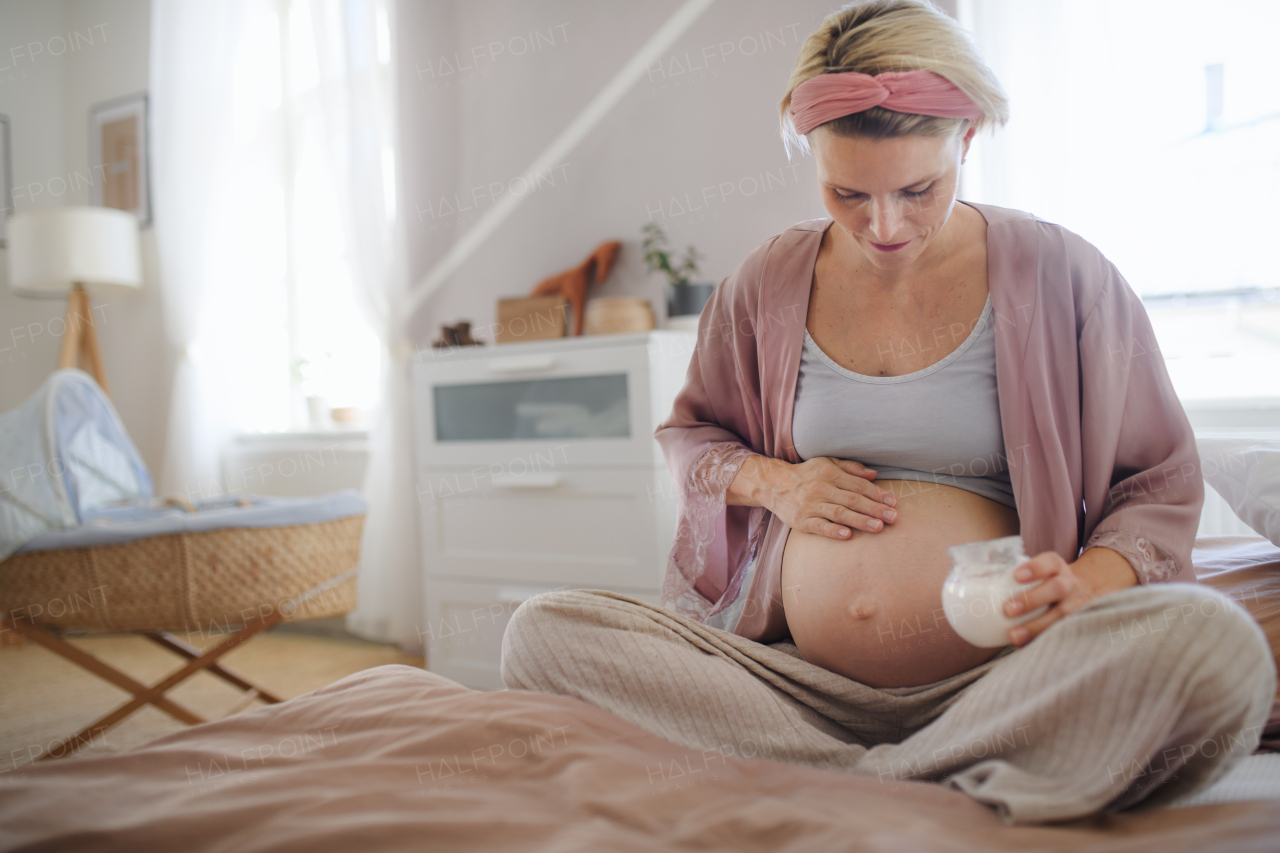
642,222,715,320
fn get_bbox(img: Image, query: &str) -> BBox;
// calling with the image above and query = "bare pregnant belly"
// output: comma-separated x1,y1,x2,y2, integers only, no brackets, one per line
781,479,1021,688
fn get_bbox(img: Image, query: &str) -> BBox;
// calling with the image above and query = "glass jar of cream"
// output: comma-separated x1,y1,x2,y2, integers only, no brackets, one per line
942,535,1048,648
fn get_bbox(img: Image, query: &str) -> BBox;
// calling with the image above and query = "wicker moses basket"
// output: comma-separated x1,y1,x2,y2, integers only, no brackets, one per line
0,370,364,758
2,495,362,634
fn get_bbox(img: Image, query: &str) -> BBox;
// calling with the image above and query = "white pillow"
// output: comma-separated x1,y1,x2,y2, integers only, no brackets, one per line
1196,436,1280,547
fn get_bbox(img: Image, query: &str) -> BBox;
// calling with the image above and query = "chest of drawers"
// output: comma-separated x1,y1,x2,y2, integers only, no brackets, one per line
412,331,696,687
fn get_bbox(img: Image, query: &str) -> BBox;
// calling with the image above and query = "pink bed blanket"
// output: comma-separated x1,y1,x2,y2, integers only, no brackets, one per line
1,665,1277,852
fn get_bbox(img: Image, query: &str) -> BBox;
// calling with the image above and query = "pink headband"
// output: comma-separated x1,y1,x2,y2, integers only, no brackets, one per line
789,69,982,135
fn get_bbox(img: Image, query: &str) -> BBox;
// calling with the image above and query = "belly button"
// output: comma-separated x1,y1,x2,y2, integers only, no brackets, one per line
848,596,879,621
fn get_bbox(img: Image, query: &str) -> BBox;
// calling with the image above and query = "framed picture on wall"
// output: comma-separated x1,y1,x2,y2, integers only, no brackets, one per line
89,93,151,226
0,114,11,248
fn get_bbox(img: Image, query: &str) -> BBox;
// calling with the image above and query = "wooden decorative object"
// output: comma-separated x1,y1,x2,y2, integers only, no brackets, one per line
529,241,622,336
583,297,657,336
495,296,570,344
432,321,484,348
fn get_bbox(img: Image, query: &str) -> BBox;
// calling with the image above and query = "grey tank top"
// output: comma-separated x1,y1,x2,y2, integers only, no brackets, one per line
791,294,1016,510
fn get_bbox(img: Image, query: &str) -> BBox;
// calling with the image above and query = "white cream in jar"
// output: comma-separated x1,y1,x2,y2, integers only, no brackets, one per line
941,535,1048,648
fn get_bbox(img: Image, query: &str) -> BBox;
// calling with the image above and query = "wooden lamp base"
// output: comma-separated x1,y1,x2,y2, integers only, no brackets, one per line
57,282,110,396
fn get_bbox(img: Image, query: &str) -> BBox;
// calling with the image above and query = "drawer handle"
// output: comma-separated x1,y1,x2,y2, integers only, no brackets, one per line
486,355,557,374
492,474,563,489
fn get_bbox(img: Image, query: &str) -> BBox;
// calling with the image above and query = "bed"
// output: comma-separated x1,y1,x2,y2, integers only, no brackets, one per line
4,664,1280,853
1,534,1278,852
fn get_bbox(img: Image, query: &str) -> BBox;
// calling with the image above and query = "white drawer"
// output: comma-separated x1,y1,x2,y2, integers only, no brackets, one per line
422,577,659,689
414,339,655,468
418,467,667,590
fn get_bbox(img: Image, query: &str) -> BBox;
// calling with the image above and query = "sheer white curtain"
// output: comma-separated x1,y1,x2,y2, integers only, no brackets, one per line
152,0,293,500
306,0,420,648
154,0,419,648
151,0,229,501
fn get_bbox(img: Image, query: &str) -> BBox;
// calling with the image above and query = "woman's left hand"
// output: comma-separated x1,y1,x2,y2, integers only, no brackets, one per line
1002,547,1138,647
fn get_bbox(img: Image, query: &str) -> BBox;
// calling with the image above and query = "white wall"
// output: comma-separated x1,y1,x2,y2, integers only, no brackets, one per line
0,0,166,475
398,0,957,341
0,0,69,406
0,0,965,476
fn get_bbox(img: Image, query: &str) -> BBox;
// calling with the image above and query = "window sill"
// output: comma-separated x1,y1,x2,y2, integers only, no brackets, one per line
232,429,369,445
1181,396,1280,432
222,431,370,498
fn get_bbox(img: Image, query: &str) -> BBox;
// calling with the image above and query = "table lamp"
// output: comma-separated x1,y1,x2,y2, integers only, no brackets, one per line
7,206,142,396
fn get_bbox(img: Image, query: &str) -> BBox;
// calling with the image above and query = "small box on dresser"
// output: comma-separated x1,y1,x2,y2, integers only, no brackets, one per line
412,330,697,688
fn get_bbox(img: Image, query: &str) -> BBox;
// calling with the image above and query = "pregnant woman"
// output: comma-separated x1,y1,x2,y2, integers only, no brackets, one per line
503,0,1274,822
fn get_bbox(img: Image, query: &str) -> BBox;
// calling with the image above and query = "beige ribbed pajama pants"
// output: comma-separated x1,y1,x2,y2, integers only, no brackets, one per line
500,584,1275,823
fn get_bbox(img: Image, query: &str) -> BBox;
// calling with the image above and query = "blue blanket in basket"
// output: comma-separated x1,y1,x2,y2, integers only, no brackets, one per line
1,369,153,560
1,370,367,561
13,491,367,554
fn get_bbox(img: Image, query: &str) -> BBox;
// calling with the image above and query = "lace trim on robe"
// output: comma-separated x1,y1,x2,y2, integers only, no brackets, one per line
1084,528,1179,585
661,442,765,620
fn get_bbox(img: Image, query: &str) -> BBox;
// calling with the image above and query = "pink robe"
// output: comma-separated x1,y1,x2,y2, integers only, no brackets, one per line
654,201,1203,643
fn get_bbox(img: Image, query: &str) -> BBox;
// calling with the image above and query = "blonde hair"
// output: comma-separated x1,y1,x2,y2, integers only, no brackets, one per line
779,0,1009,156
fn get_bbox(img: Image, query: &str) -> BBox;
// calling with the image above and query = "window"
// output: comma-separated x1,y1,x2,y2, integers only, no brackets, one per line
216,0,383,433
960,0,1280,401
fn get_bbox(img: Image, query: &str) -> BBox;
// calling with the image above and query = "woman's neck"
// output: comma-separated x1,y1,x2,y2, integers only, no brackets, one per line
835,200,977,294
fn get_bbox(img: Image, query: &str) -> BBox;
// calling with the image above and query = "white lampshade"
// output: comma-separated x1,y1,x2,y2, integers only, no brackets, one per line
7,206,142,298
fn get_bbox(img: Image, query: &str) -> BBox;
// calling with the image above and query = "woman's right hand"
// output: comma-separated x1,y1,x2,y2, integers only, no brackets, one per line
726,455,898,540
